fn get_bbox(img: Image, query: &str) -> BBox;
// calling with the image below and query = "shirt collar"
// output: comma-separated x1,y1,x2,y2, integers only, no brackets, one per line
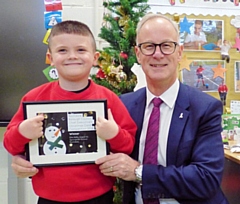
146,79,179,109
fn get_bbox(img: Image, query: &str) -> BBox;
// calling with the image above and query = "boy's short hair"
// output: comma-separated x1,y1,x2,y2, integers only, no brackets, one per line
195,20,203,26
48,20,96,51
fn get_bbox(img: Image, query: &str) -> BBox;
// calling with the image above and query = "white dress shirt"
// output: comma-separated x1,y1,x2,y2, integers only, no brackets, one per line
184,32,207,43
135,79,180,204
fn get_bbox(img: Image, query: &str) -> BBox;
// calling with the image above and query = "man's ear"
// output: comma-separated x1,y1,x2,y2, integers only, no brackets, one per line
135,46,141,64
177,45,184,62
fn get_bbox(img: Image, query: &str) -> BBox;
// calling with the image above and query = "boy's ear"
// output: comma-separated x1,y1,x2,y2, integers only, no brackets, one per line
93,51,100,66
47,51,54,66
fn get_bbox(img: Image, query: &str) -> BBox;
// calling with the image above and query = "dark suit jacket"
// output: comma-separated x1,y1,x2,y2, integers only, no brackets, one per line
120,82,229,204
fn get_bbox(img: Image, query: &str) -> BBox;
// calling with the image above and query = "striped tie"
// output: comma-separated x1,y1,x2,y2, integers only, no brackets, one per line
143,97,162,204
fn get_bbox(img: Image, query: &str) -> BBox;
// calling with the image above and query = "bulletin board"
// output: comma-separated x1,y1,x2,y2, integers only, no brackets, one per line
149,0,240,108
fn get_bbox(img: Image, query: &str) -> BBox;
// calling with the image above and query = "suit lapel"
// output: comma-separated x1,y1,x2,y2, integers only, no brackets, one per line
129,88,146,160
167,83,190,165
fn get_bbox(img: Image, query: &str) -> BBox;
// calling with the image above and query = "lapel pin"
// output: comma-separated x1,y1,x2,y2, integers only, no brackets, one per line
179,113,183,118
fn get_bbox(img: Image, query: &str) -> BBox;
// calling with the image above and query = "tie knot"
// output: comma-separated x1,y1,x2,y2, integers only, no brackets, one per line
152,97,162,107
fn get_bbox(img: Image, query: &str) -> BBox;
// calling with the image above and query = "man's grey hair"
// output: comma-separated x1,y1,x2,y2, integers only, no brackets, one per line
136,13,179,44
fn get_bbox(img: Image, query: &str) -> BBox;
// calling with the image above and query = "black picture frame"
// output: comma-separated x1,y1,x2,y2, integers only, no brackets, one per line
23,100,108,166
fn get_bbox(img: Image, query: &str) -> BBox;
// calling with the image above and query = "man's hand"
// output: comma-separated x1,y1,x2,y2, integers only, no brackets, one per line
95,153,140,181
11,155,39,178
96,109,119,140
18,114,44,140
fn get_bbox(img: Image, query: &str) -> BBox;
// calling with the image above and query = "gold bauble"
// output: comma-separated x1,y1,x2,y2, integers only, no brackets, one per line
116,70,127,82
119,16,129,27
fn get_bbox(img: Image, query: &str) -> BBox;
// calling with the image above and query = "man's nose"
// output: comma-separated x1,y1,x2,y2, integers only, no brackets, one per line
153,45,164,56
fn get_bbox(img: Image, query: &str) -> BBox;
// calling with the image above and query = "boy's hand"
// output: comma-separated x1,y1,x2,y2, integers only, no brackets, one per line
96,109,119,140
12,155,39,178
19,114,44,140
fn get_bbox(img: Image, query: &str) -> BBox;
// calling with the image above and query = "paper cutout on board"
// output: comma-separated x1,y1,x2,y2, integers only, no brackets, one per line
169,0,175,5
178,55,192,71
179,16,194,34
44,0,63,12
131,63,146,91
43,66,59,82
233,37,240,50
44,11,62,29
43,29,52,45
212,63,227,79
230,15,240,28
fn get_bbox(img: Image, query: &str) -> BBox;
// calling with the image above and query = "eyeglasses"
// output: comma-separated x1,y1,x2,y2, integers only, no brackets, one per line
137,41,178,56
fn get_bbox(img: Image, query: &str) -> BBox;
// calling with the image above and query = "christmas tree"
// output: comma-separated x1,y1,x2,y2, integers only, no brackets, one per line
91,0,150,95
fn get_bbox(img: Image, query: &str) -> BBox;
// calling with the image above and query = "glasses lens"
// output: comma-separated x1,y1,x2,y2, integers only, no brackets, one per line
140,43,155,55
140,42,176,55
160,42,176,54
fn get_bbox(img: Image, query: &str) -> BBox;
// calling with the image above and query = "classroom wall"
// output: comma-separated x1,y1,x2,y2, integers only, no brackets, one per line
1,1,239,203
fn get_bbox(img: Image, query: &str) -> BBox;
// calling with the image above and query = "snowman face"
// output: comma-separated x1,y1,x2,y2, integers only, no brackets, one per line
44,126,61,141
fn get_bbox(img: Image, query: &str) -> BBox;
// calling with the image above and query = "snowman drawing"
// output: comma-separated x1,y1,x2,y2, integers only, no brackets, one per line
43,126,66,155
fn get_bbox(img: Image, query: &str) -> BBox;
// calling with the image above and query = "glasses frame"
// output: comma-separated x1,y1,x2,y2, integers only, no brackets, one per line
137,41,178,56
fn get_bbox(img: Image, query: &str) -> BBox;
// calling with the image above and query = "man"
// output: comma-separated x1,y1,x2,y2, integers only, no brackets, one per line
10,14,229,204
96,14,229,204
184,20,207,49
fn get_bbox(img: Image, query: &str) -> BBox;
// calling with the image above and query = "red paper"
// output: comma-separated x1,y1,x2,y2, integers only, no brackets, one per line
45,0,62,11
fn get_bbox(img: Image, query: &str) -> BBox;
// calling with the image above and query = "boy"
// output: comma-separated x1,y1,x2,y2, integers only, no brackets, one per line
3,20,136,204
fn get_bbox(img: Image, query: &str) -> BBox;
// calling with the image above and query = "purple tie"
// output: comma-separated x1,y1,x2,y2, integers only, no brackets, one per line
143,97,162,204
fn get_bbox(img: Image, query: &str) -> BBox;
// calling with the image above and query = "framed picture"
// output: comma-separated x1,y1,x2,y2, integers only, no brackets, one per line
23,100,108,166
234,61,240,92
181,60,225,92
180,18,224,51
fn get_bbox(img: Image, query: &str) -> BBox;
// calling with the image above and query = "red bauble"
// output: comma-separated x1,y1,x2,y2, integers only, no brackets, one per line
119,51,128,59
96,68,106,79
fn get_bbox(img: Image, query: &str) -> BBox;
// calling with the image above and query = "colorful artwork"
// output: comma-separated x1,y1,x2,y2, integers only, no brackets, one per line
179,18,223,51
234,61,240,92
181,60,225,92
44,0,63,11
44,11,62,29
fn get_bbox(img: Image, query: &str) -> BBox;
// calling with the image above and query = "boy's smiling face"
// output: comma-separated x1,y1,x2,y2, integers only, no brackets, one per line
48,33,99,89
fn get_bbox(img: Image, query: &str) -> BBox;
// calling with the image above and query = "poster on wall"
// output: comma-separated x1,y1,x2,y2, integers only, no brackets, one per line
234,61,240,92
181,60,225,92
180,18,224,51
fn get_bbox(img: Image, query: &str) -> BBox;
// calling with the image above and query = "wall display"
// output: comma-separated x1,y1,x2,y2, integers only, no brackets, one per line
149,0,239,16
221,114,240,143
24,100,108,166
180,18,223,51
234,61,240,92
181,60,225,92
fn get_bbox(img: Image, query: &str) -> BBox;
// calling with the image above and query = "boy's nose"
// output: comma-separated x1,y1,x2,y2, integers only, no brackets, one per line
68,51,77,59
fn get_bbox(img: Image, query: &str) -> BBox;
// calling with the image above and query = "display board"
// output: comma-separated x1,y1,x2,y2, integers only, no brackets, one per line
149,0,240,16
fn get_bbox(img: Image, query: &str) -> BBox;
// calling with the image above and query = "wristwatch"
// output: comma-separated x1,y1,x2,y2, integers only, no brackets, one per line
134,165,143,185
